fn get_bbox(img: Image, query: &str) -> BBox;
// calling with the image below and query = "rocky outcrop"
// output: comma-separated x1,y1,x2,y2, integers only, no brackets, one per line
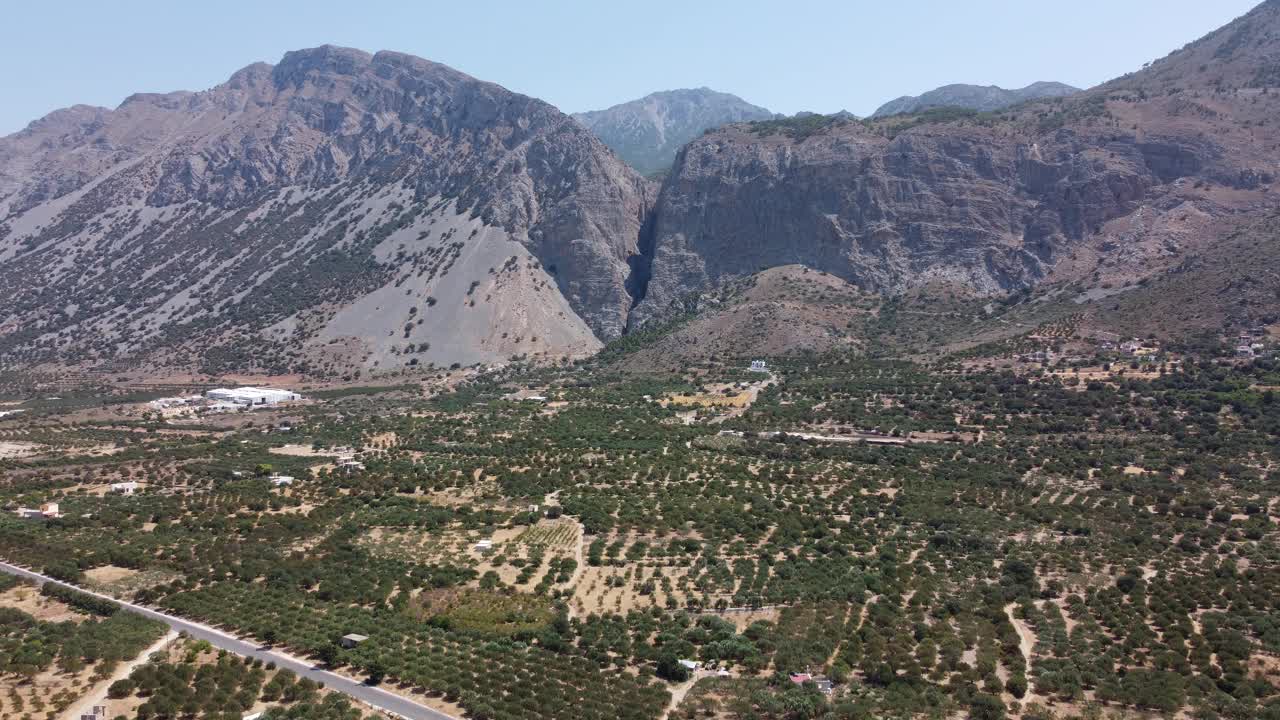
628,2,1280,328
632,110,1269,327
573,88,774,176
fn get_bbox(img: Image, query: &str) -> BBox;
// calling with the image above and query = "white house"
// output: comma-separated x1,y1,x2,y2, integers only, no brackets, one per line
679,659,701,671
111,481,139,495
749,359,768,373
269,474,295,487
475,539,494,553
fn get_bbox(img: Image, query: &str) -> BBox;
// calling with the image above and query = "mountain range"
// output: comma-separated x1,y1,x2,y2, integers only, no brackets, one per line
2,1,1279,377
870,81,1080,117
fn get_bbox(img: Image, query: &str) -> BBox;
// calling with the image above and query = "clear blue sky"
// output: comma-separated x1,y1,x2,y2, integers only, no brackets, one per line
1,0,1261,135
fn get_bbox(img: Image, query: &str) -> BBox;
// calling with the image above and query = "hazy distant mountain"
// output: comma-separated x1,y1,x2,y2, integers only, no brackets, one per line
573,88,774,175
870,81,1079,117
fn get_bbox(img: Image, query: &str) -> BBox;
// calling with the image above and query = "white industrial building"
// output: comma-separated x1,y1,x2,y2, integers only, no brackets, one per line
205,387,301,406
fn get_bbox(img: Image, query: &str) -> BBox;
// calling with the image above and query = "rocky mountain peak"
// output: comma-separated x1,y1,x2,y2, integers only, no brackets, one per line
272,44,373,85
573,88,774,176
0,47,653,375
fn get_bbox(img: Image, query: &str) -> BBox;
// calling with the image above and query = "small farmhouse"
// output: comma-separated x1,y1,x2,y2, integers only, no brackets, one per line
340,633,368,649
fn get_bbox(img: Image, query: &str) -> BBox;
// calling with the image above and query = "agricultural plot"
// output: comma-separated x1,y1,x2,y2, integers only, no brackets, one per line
83,565,182,599
105,636,375,720
0,577,167,720
0,354,1277,720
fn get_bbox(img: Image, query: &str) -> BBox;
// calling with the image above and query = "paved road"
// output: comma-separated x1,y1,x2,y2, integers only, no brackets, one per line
0,561,457,720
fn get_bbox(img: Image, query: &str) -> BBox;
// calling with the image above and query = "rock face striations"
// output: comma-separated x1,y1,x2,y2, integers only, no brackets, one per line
573,88,775,176
0,46,652,374
631,2,1280,327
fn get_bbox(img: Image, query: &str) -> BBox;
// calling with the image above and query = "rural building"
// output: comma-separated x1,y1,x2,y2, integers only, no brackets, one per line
475,539,494,553
20,502,63,519
205,387,301,406
678,659,701,671
340,633,368,648
749,359,768,372
337,459,365,473
111,481,139,495
788,672,832,693
149,395,201,409
269,474,295,487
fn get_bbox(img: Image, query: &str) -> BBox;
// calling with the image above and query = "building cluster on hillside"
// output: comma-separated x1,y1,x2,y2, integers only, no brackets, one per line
1119,338,1160,359
1018,348,1056,364
1235,327,1270,359
150,387,302,414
